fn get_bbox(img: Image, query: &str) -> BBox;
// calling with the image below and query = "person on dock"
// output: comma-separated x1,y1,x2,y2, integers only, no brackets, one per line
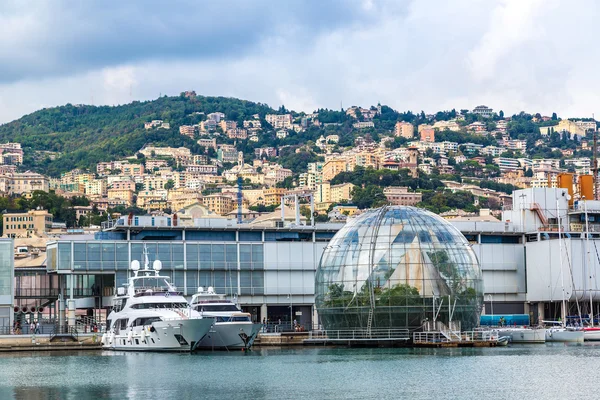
35,321,40,334
30,322,35,334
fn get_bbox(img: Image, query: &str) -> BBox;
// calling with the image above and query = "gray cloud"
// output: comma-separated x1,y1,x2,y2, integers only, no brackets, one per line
0,0,382,83
1,0,600,123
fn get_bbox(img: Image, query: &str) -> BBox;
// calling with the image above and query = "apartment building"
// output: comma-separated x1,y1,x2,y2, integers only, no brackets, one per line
383,186,423,206
394,122,414,139
106,188,134,206
0,172,49,195
263,188,286,206
202,194,235,215
266,114,293,129
322,159,348,182
3,209,53,238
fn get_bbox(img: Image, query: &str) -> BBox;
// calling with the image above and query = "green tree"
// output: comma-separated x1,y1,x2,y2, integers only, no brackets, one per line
164,179,175,190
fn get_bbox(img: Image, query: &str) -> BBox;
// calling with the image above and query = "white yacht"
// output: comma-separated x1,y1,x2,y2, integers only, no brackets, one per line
495,327,546,343
102,249,214,352
190,287,262,350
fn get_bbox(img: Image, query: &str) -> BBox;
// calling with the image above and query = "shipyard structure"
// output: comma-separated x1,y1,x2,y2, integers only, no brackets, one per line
7,181,600,332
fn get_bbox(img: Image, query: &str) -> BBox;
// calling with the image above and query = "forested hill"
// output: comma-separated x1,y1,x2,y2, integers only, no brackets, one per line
0,94,276,176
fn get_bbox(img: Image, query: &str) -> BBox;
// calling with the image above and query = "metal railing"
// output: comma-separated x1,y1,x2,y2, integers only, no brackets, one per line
413,330,499,343
308,328,410,340
14,288,61,298
50,325,79,342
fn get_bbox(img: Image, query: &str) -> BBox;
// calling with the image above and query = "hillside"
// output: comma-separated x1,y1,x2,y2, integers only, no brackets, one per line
0,94,276,176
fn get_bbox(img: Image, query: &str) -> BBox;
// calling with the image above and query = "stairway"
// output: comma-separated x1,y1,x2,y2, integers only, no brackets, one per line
366,308,374,337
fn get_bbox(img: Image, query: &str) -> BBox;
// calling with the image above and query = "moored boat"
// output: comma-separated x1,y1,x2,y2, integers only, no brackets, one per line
545,327,584,343
190,287,262,350
583,327,600,341
496,327,546,343
102,246,214,352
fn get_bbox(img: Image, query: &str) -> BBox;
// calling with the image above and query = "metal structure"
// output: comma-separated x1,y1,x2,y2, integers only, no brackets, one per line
315,206,483,332
280,192,315,226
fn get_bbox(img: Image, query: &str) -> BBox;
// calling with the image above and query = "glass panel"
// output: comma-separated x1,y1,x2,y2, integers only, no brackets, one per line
173,271,184,289
199,244,211,269
172,244,184,269
58,243,71,270
87,243,101,270
116,243,129,270
239,231,262,242
73,243,87,270
240,245,251,262
186,244,199,270
240,271,252,295
212,245,224,269
252,271,264,295
252,244,264,269
186,270,198,293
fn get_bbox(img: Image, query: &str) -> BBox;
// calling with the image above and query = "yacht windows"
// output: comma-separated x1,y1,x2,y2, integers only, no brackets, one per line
132,317,162,326
215,316,251,323
195,304,239,312
113,318,128,332
112,298,128,312
130,302,188,309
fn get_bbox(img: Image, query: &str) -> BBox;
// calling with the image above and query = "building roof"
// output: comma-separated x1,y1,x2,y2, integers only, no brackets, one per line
249,207,307,226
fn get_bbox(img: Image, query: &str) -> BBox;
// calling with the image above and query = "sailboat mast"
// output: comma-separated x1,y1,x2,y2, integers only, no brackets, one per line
584,199,594,327
557,199,567,327
594,129,598,200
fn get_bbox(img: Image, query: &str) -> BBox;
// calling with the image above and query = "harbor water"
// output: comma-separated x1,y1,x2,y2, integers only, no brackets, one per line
0,345,599,399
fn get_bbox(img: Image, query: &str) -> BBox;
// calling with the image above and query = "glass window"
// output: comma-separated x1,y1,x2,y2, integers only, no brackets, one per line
186,244,199,270
199,244,211,269
171,244,183,269
198,271,212,288
58,243,71,270
157,243,171,268
173,271,184,289
239,245,251,262
102,243,115,271
252,244,264,265
239,231,262,242
116,243,129,270
212,245,224,269
87,243,101,270
186,270,198,293
73,243,87,270
240,271,252,295
252,271,264,295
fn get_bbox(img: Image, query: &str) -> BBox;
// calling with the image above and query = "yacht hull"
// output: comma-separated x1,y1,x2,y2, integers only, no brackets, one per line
496,328,546,343
102,318,213,352
545,328,584,343
195,322,262,350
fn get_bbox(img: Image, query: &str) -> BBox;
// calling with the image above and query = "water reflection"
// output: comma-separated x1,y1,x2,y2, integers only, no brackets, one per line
0,346,598,399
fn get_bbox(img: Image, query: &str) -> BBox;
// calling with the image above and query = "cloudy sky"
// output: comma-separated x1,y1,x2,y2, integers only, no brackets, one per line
0,0,598,123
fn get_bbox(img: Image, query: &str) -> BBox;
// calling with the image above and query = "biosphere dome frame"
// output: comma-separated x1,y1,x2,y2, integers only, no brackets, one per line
315,206,483,331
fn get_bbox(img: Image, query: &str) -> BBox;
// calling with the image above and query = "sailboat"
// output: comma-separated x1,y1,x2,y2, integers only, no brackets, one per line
545,198,584,343
580,199,600,340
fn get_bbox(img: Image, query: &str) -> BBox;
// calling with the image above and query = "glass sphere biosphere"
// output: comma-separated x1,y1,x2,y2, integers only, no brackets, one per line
315,206,483,331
